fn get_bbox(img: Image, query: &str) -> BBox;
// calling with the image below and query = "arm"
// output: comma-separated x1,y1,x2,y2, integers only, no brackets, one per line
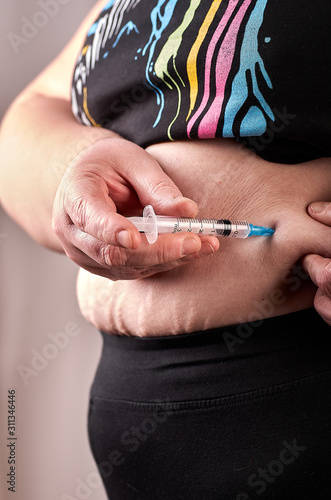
0,0,112,252
0,1,218,277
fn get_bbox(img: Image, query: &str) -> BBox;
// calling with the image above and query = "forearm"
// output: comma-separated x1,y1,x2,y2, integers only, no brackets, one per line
0,91,116,251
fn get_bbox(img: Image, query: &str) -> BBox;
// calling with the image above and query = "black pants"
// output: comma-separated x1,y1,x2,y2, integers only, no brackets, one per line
87,308,331,500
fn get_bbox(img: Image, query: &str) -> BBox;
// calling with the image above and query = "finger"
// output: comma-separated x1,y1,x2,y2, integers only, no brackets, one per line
313,288,331,326
53,175,142,250
55,137,200,249
196,234,220,251
108,138,199,217
302,254,331,295
308,202,331,226
71,226,218,266
301,219,331,258
57,224,219,279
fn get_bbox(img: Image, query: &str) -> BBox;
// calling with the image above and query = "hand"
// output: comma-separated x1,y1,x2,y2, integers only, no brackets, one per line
52,137,219,280
302,202,331,325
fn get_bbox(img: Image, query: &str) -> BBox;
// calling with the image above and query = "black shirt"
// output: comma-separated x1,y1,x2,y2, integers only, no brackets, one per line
71,0,331,163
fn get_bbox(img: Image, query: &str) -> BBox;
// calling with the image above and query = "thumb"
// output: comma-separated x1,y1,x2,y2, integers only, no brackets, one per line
302,253,331,293
308,202,331,225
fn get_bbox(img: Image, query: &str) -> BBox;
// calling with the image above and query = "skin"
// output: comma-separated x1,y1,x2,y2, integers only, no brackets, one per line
52,136,220,280
75,139,331,336
0,1,330,336
302,203,331,326
0,0,217,273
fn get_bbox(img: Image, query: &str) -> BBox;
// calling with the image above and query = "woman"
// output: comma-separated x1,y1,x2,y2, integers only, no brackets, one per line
0,1,330,498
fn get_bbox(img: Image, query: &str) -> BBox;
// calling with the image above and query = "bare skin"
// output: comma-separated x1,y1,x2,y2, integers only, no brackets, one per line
0,1,330,337
76,139,331,336
302,203,331,325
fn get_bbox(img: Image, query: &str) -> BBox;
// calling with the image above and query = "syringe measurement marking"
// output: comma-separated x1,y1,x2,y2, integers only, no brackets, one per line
177,218,245,237
127,206,274,244
176,218,219,236
233,221,238,238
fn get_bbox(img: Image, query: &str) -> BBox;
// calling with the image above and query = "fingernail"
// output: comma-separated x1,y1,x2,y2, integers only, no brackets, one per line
174,196,198,216
200,241,215,256
301,257,311,274
181,237,199,256
309,202,328,214
117,230,132,249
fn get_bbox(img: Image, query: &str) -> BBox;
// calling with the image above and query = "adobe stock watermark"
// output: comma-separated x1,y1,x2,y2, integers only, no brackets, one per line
95,83,151,129
17,321,81,386
222,262,309,353
236,438,307,499
240,107,297,155
0,233,9,243
61,399,173,500
7,0,73,54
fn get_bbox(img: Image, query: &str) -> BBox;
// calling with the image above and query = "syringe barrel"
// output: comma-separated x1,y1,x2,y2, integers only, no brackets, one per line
155,216,251,238
215,220,250,238
127,206,274,243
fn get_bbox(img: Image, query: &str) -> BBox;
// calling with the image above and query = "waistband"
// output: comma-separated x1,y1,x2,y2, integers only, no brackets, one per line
100,307,330,355
91,308,331,403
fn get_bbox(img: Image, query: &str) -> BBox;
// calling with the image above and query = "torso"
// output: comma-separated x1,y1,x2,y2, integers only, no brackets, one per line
77,139,331,336
73,1,331,336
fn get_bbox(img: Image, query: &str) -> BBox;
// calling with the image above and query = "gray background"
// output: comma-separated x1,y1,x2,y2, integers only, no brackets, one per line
0,2,108,499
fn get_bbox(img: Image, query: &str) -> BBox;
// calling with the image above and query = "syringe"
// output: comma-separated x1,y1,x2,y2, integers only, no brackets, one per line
127,205,274,244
